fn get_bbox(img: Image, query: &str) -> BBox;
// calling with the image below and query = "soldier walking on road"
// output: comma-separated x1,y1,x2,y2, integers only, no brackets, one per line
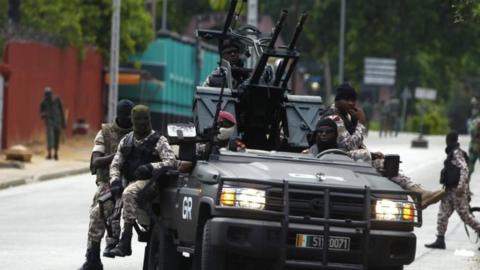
320,84,444,209
468,109,480,177
39,86,65,160
108,105,176,257
79,99,134,270
425,131,480,250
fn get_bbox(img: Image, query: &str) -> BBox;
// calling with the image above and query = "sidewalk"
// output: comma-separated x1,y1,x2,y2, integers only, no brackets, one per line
0,134,94,190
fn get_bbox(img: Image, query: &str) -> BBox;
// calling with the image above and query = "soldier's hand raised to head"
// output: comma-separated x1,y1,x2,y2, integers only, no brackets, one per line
350,106,366,125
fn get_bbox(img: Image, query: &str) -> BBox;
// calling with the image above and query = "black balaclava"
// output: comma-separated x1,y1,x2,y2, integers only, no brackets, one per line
445,130,459,154
315,118,338,152
116,99,134,129
131,105,152,140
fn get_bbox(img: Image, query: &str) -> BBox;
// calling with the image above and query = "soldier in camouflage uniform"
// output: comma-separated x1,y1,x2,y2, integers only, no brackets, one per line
426,131,480,250
468,111,480,176
108,105,176,257
79,99,134,270
319,86,445,209
39,87,66,160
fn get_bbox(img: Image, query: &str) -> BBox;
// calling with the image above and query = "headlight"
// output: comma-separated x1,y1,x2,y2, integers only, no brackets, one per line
220,187,266,210
374,199,416,222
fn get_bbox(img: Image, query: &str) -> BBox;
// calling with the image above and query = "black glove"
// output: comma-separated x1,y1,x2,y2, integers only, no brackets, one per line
134,164,154,180
110,179,123,198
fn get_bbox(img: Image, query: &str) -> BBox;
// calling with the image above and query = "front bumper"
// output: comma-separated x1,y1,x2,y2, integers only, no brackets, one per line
209,217,416,268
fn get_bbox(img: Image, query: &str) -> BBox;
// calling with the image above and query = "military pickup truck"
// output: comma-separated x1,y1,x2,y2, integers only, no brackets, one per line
137,1,422,269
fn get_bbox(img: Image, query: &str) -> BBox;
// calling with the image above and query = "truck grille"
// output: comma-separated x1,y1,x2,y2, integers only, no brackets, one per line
266,188,368,221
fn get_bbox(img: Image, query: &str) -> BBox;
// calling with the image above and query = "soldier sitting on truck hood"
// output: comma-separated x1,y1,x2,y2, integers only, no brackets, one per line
108,105,176,257
304,118,445,209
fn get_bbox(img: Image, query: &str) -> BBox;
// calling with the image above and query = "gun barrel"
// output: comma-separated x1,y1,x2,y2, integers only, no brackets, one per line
268,9,288,48
222,0,238,35
288,12,308,50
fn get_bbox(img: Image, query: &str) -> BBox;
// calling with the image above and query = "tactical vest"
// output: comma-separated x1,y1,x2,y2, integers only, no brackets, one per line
440,148,468,189
95,123,132,183
120,132,161,182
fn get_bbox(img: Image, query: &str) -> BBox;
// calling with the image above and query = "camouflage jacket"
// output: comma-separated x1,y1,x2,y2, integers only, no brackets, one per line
322,105,366,151
91,122,132,184
469,116,480,151
40,96,65,128
450,148,469,193
109,130,176,184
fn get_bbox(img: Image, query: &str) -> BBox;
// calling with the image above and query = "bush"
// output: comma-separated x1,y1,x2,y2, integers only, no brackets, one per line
406,100,449,135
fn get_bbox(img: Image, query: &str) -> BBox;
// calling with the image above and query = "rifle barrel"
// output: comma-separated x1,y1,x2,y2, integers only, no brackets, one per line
223,0,238,35
288,12,308,50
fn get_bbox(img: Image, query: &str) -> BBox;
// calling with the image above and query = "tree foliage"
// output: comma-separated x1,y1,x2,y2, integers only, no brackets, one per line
6,0,154,63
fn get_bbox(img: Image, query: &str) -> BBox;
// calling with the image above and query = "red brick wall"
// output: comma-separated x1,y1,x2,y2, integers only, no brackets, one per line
2,41,104,148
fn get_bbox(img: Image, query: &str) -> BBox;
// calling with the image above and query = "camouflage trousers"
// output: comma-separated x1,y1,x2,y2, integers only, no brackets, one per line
372,158,416,190
87,182,116,248
122,180,148,224
436,189,480,236
468,147,479,177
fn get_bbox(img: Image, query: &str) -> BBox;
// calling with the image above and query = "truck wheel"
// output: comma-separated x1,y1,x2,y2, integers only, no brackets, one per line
147,223,178,270
201,220,225,270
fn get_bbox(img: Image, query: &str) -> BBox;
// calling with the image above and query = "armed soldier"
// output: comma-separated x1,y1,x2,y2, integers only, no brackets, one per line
318,86,445,209
79,99,134,270
203,38,251,89
425,131,480,250
108,104,176,257
39,86,66,160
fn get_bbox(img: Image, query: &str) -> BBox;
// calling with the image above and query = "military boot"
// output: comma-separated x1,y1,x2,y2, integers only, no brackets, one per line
408,184,445,209
110,223,133,257
425,235,446,249
79,242,103,270
102,237,118,258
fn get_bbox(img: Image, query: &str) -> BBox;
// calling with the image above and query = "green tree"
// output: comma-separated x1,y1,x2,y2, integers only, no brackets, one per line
17,0,153,63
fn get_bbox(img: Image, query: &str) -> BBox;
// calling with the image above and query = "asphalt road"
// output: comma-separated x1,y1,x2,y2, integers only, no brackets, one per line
0,131,479,270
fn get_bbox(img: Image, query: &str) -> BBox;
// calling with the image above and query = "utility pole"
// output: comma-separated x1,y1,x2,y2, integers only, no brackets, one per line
338,0,346,83
107,0,121,122
161,0,168,31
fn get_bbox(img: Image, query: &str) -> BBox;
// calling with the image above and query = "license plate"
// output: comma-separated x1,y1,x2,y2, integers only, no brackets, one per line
295,234,351,251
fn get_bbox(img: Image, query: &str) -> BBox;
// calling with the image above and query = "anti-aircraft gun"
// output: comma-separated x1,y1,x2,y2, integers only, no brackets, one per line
140,1,423,270
195,0,321,151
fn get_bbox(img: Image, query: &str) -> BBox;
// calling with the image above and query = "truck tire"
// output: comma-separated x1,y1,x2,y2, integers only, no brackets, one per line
201,220,225,270
147,223,178,270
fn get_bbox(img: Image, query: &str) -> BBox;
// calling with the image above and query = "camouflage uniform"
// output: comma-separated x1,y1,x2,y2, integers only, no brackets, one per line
87,123,131,248
110,130,176,224
39,93,65,151
468,116,480,175
322,105,366,151
436,148,480,236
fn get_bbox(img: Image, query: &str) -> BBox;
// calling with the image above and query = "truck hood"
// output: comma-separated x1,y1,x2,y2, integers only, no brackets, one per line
194,157,402,191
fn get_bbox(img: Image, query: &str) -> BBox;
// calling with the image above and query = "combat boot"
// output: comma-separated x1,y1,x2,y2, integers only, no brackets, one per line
79,242,103,270
425,235,446,249
102,237,118,258
110,223,133,257
408,184,445,209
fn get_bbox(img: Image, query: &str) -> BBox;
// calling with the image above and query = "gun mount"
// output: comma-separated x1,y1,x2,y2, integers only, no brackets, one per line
195,0,322,152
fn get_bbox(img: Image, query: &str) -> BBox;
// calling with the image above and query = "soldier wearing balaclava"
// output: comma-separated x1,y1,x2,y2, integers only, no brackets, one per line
79,99,134,270
108,105,176,257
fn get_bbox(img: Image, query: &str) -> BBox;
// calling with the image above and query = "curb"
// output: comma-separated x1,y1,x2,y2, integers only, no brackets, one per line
0,166,90,190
